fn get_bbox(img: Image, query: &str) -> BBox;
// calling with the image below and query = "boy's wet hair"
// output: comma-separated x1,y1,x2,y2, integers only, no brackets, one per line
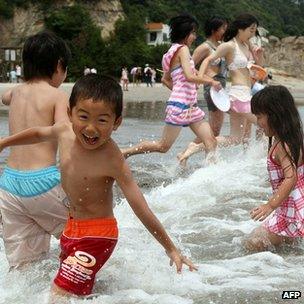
169,14,199,43
69,74,123,119
204,16,228,37
22,31,71,81
223,14,258,42
251,85,304,167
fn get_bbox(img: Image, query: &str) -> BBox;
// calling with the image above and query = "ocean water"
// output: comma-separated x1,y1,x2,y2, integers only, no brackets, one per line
0,104,303,304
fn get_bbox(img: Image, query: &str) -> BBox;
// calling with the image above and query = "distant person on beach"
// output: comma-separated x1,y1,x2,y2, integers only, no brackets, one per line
245,86,304,251
121,67,129,91
135,66,142,86
84,66,91,76
122,14,219,160
177,14,264,165
0,31,71,268
151,67,157,84
130,66,137,85
16,64,22,83
9,69,17,83
0,74,197,299
144,64,153,87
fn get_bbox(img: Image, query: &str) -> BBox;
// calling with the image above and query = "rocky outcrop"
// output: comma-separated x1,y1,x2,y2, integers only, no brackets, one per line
85,0,124,38
0,0,124,47
0,5,44,47
264,35,304,79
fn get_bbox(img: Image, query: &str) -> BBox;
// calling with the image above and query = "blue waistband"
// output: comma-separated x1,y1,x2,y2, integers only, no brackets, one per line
167,101,197,110
0,165,61,197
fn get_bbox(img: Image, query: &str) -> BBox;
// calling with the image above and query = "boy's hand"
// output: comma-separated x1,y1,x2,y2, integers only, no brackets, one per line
166,249,198,273
250,203,274,221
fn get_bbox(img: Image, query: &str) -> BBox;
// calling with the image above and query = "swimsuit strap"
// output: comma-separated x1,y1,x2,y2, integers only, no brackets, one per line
205,40,217,51
269,140,281,166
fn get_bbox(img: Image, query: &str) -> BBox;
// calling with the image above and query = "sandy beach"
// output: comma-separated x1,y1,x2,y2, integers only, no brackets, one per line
0,72,303,113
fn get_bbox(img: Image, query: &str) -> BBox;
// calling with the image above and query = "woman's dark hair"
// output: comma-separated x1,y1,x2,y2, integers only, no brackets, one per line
223,14,258,42
169,14,199,43
251,85,304,168
23,31,71,81
204,16,228,37
69,74,123,119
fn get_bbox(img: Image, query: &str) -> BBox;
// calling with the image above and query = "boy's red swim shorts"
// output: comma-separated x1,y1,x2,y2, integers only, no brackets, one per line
53,217,118,296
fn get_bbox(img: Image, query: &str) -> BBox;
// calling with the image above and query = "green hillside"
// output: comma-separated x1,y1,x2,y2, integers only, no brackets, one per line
1,0,303,79
122,0,304,37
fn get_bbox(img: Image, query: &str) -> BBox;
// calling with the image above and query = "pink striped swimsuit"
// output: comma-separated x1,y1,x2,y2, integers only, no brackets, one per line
263,142,304,237
162,43,205,126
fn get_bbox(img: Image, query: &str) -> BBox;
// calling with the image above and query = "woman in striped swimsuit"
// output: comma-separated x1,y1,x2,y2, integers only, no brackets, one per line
122,14,219,159
246,86,304,251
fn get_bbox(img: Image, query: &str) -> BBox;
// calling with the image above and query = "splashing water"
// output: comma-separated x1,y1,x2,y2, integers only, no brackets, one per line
0,106,304,304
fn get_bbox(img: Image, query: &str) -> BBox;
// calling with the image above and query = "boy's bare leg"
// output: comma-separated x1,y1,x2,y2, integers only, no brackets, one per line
49,284,74,304
122,125,182,158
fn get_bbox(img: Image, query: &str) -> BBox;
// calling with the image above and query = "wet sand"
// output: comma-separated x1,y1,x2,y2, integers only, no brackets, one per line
0,74,304,113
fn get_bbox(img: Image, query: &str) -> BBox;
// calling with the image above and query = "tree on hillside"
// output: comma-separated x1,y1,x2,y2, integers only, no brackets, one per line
45,4,106,80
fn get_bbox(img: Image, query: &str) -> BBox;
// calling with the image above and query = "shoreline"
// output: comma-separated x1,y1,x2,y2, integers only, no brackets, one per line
0,75,304,114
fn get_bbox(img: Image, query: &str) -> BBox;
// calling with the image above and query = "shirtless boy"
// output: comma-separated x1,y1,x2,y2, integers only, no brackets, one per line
0,74,197,298
0,31,71,268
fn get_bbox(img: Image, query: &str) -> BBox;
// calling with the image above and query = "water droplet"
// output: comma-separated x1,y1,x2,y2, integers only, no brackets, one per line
79,198,82,202
86,187,90,191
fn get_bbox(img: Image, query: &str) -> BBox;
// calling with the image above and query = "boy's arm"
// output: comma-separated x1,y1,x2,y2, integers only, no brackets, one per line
114,158,197,273
54,91,69,123
1,89,12,106
0,124,60,152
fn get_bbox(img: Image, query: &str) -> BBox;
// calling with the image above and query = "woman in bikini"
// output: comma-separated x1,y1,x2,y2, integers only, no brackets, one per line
178,14,264,165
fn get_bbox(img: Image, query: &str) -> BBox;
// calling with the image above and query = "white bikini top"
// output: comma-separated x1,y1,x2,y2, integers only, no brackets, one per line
228,38,254,71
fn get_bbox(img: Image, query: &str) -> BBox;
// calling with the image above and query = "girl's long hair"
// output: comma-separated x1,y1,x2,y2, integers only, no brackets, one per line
251,85,304,168
169,14,199,43
223,14,258,42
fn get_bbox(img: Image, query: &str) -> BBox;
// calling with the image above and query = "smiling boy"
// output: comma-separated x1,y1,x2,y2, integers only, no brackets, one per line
0,74,197,299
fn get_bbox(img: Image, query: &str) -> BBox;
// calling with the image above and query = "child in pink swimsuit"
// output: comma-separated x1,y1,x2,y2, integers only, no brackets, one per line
246,85,304,251
122,14,219,160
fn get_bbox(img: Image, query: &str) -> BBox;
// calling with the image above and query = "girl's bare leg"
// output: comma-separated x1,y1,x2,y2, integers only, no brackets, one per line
177,141,206,166
189,121,217,163
209,110,224,137
177,111,256,165
177,119,217,166
122,124,182,158
177,109,224,165
244,226,294,252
